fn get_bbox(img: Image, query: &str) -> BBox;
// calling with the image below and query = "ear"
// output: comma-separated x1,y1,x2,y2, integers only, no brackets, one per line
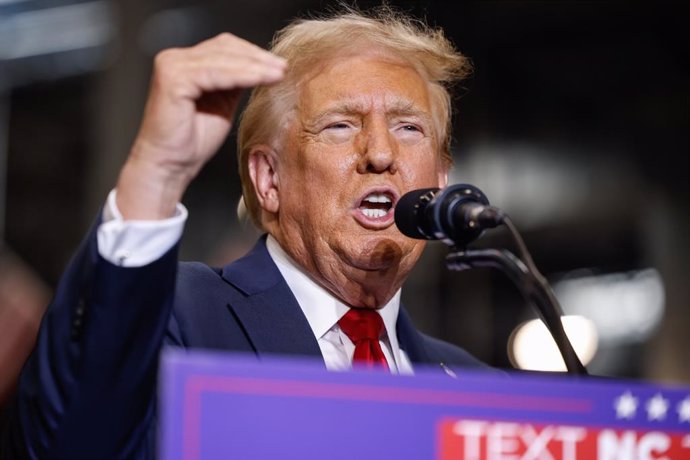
248,146,280,214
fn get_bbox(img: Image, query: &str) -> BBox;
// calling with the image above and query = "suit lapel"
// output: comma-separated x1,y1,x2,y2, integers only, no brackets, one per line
396,306,434,364
220,236,323,363
217,237,469,376
397,306,460,377
397,306,494,377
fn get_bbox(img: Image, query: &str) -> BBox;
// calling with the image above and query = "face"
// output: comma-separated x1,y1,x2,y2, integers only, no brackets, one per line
254,54,448,308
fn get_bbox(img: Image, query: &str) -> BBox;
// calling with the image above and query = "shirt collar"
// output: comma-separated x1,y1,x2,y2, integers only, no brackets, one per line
265,235,403,361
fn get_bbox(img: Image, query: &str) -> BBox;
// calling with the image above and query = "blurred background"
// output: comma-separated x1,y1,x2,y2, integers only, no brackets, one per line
0,0,687,401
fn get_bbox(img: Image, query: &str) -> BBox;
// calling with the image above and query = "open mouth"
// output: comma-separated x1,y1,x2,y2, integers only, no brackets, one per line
356,190,396,225
359,193,393,218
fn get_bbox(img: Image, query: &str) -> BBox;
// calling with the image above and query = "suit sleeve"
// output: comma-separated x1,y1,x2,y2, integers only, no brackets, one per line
2,218,179,459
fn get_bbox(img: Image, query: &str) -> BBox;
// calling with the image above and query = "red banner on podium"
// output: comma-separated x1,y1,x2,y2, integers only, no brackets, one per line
439,418,690,459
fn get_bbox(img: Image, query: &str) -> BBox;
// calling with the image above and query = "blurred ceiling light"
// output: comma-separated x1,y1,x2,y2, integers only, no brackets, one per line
451,142,638,229
553,268,665,345
451,143,590,228
0,1,115,60
508,315,598,372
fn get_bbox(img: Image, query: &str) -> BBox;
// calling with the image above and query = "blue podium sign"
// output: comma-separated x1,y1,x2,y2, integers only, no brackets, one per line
158,349,690,459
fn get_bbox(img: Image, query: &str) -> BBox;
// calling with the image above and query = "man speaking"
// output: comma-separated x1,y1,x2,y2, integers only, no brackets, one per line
4,6,490,459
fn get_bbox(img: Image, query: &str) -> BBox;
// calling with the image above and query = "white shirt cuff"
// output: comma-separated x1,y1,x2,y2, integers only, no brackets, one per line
97,190,188,267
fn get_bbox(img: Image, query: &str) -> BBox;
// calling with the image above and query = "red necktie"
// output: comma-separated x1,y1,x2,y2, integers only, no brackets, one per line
338,308,389,370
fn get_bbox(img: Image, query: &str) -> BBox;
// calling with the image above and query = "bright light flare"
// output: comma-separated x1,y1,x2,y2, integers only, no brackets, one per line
509,315,598,372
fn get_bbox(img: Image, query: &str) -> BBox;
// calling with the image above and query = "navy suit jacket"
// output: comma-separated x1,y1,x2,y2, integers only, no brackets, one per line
3,229,488,459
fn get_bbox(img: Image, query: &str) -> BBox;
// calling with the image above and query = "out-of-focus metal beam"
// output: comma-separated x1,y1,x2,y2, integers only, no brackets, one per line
0,94,8,242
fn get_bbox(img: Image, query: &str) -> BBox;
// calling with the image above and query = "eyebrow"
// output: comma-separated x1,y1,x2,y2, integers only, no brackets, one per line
309,98,432,124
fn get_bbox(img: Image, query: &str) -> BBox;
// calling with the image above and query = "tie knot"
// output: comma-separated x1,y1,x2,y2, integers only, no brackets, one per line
338,308,386,343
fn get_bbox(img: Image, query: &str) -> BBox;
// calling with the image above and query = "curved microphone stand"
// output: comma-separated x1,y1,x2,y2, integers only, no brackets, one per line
447,215,588,376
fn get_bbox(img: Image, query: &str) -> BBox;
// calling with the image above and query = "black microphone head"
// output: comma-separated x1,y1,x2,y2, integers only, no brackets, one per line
436,184,491,246
395,184,495,246
394,187,440,239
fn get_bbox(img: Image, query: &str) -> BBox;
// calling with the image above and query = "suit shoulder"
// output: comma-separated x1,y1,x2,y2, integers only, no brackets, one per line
419,332,491,370
174,261,224,302
171,261,253,348
177,261,221,279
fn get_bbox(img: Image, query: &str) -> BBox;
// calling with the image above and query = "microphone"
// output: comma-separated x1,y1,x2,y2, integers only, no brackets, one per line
394,184,504,246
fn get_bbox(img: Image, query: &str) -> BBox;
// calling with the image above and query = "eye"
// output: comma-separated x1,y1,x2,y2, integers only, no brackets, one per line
396,123,424,135
394,122,425,144
325,122,351,130
394,120,424,134
320,121,356,144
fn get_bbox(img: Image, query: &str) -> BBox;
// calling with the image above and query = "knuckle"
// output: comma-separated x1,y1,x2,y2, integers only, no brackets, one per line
215,32,236,43
152,50,185,91
153,48,179,71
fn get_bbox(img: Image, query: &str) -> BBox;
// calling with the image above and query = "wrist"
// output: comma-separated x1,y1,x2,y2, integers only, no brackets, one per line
115,151,192,220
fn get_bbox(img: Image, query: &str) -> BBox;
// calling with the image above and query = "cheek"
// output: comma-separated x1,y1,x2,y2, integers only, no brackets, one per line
400,152,444,185
303,145,358,182
282,151,352,213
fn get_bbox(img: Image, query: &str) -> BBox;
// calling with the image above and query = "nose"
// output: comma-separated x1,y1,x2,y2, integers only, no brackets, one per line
356,120,398,174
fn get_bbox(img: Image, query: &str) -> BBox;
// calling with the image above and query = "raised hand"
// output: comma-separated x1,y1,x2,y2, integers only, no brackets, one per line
115,33,286,220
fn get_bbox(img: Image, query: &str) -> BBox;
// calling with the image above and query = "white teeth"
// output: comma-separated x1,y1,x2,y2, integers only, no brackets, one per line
363,193,392,204
362,209,387,218
360,192,393,219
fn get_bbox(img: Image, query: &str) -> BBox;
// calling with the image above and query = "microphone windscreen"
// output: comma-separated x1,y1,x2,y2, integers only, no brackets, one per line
394,188,439,239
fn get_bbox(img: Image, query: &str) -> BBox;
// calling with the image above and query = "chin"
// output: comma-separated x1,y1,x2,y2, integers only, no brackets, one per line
345,234,412,272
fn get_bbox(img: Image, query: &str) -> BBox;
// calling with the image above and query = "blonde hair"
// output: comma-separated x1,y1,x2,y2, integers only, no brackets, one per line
237,6,472,227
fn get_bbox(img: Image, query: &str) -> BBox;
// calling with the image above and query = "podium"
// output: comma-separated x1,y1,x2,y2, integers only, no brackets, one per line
158,349,690,459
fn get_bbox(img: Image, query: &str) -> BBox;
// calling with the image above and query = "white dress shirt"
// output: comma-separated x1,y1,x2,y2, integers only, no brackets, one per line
265,236,413,374
97,190,413,373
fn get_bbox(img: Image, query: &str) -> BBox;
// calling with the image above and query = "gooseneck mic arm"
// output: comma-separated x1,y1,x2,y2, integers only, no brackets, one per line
395,184,588,376
445,234,587,376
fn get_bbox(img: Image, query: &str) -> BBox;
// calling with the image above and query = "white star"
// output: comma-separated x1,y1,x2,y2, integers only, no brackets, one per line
678,397,690,423
646,393,669,421
614,391,638,419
